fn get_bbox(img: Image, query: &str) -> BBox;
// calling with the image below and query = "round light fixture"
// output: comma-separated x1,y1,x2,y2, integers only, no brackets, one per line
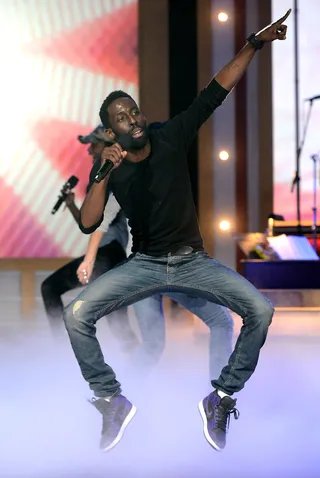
219,150,229,161
219,220,231,231
218,12,228,22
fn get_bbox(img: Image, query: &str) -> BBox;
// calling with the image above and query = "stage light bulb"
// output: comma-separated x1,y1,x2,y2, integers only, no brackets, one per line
219,220,231,231
218,12,228,22
219,150,229,161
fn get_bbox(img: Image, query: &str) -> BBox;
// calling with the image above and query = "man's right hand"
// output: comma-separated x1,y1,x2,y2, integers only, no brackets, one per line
101,143,127,169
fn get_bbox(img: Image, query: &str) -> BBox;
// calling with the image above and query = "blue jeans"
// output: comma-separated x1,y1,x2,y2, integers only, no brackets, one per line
133,294,233,381
64,251,273,397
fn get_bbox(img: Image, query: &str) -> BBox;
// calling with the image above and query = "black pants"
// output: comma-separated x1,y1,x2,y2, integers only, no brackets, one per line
41,240,138,348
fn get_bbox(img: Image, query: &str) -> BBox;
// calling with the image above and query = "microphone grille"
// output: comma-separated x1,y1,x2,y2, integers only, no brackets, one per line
68,176,79,188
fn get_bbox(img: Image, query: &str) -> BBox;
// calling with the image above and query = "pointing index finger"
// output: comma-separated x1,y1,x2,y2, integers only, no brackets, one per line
276,8,292,25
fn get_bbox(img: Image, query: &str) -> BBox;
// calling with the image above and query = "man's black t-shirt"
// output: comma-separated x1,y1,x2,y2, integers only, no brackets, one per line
80,79,228,256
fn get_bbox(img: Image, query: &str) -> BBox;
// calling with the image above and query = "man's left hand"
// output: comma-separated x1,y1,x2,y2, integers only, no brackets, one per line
256,9,291,43
65,191,75,207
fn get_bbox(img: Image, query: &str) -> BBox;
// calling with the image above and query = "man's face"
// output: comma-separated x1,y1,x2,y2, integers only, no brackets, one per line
106,97,148,150
88,141,105,162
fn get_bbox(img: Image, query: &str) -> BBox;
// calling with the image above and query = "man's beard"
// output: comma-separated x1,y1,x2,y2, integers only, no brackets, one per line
130,132,149,150
114,125,149,151
128,124,149,151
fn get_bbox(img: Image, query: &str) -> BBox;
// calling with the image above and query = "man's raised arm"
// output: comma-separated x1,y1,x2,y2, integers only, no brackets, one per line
158,10,291,149
215,9,291,91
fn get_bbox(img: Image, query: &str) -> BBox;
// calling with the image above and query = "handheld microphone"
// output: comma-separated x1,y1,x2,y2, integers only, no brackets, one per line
51,175,79,214
305,94,320,102
94,134,134,183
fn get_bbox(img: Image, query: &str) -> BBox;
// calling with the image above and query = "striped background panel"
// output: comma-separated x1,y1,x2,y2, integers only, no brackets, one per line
0,0,138,257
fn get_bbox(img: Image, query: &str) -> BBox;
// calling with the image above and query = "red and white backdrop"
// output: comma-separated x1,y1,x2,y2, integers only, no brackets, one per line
0,0,138,258
272,0,320,222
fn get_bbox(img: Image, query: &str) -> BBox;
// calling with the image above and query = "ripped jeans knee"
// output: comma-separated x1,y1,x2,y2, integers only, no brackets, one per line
63,299,96,334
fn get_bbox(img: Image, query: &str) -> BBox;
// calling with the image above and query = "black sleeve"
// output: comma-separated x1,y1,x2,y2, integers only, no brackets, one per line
79,213,104,235
159,78,229,150
79,161,109,234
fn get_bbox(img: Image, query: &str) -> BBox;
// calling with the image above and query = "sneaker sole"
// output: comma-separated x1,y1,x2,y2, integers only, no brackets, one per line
102,404,137,452
198,400,221,452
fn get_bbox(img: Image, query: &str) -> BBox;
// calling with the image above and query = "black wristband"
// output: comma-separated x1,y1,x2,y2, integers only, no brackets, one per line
246,32,264,51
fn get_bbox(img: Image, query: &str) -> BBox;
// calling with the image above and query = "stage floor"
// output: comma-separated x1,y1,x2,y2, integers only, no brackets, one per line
0,301,319,478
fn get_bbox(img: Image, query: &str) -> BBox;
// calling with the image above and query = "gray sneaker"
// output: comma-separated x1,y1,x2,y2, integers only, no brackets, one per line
198,390,239,451
90,394,137,451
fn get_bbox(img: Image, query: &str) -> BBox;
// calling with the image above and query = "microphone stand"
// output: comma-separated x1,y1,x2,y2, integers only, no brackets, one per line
293,98,315,234
293,0,301,234
310,153,319,252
